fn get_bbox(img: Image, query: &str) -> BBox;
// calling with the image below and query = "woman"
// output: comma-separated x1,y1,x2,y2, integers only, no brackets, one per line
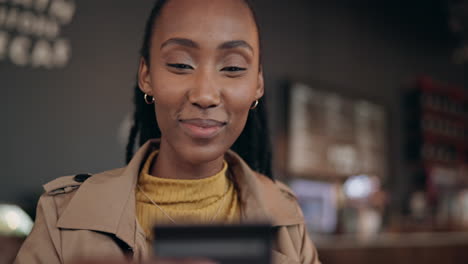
15,0,321,263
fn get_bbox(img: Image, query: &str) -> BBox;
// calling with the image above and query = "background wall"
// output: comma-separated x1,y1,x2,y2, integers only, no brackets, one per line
1,0,466,217
255,0,467,212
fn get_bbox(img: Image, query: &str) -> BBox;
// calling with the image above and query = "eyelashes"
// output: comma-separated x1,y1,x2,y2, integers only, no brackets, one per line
221,66,247,72
166,63,194,70
166,63,247,72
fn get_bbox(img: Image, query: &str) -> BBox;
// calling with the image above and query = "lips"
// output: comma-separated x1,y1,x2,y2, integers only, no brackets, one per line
179,118,227,139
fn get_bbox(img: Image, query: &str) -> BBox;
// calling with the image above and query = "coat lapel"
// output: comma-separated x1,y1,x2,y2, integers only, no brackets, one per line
225,150,304,227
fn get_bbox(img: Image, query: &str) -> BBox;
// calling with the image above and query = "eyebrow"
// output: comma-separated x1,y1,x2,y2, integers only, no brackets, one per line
160,38,253,52
161,38,198,49
218,40,253,52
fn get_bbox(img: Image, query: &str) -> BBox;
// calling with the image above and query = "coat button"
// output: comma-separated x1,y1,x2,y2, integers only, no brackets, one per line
74,173,92,183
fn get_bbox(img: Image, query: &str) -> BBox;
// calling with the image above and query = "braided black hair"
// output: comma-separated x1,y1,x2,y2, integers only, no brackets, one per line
126,0,273,179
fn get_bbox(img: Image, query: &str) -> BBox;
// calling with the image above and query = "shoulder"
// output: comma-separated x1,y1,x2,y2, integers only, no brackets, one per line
38,174,90,216
252,173,305,223
225,150,298,202
274,179,299,202
43,174,91,196
43,167,124,196
40,168,125,213
254,172,298,202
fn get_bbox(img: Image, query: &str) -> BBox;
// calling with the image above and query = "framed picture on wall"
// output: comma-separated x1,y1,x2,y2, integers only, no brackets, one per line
287,82,388,180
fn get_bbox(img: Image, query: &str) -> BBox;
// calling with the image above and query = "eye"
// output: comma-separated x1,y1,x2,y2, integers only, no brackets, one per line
166,63,194,70
221,66,247,72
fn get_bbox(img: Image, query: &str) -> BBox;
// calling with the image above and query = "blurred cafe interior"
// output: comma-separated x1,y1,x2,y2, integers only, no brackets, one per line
1,0,468,263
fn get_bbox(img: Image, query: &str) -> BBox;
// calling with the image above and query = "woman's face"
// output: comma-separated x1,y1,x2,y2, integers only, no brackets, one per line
139,0,263,164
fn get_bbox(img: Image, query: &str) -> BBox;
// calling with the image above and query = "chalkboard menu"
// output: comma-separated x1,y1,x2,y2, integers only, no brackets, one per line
287,83,387,180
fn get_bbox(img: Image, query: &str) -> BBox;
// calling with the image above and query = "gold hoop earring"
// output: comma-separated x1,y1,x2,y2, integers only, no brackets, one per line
250,99,259,110
144,94,155,104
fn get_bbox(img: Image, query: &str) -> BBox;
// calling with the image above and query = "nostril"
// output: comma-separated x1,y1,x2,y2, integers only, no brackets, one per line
192,102,219,109
188,85,221,109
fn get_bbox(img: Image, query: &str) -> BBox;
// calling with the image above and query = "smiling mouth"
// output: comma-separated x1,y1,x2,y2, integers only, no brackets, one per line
179,118,227,139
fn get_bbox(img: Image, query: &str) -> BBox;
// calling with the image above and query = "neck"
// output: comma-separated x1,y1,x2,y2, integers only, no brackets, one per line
150,138,225,180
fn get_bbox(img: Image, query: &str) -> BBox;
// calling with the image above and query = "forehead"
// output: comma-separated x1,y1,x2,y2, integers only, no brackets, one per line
152,0,259,50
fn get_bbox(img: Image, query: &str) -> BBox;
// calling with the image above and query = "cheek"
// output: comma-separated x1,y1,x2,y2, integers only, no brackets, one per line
224,75,258,111
150,69,185,105
149,69,187,132
224,80,257,133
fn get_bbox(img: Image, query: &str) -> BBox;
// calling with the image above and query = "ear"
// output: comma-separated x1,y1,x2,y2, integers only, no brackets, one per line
255,67,264,99
138,57,152,95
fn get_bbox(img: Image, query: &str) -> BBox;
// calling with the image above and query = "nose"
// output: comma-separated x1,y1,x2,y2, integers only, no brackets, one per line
188,70,221,109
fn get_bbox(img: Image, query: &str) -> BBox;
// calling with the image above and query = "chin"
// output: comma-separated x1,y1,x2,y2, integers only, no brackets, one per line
180,139,229,165
161,128,237,165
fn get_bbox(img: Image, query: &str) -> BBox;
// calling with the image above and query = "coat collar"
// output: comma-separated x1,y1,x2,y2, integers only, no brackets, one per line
56,139,303,248
224,150,304,226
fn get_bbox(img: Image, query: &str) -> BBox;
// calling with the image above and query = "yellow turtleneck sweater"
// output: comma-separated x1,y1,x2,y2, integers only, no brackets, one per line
136,150,241,240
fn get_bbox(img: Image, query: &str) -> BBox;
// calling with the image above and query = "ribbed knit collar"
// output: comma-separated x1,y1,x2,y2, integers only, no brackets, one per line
137,150,229,205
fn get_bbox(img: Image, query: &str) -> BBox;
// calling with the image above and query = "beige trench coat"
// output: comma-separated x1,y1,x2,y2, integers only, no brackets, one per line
14,140,321,264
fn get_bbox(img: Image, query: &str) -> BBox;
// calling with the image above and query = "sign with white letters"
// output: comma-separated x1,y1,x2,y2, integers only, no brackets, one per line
0,0,75,68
